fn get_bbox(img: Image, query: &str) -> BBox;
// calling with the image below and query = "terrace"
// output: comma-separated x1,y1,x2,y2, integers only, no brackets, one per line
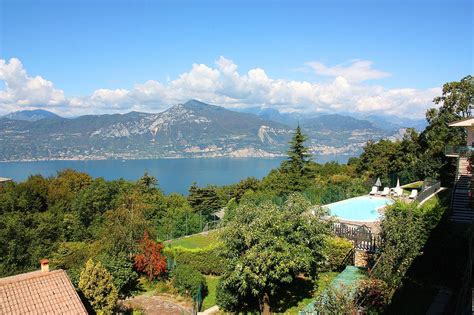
444,145,474,158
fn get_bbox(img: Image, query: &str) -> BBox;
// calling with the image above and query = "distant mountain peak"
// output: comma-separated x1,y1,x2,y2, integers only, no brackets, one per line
3,109,61,122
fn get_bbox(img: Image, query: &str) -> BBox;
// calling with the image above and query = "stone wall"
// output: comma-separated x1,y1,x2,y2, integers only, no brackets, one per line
354,249,375,268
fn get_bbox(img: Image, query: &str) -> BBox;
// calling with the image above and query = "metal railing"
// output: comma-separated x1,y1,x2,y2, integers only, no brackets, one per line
416,181,441,203
444,145,474,157
331,223,382,253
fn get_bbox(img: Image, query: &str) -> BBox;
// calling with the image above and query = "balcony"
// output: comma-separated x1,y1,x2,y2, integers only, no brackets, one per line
444,145,474,157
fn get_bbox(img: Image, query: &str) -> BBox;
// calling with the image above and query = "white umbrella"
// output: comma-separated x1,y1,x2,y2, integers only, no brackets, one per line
375,177,381,187
396,178,400,189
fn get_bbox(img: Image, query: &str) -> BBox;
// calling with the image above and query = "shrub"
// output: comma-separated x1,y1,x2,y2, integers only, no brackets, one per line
163,244,224,275
313,284,357,314
373,202,427,289
78,259,118,314
321,236,353,272
355,278,390,313
171,265,207,300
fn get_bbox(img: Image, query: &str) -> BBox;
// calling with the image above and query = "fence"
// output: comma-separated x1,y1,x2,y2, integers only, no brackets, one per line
331,223,382,253
416,180,441,203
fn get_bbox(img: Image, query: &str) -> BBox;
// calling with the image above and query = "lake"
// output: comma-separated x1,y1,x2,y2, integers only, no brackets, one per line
0,155,354,194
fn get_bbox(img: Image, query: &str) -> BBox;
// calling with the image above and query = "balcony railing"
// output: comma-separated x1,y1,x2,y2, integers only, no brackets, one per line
444,145,474,157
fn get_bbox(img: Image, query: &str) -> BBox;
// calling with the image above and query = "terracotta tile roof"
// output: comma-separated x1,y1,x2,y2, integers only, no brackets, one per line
0,269,88,314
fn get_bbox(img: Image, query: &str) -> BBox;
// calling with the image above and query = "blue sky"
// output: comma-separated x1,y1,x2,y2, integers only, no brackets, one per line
0,0,472,117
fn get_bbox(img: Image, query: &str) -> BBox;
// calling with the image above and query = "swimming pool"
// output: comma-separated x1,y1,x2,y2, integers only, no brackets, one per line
324,196,394,222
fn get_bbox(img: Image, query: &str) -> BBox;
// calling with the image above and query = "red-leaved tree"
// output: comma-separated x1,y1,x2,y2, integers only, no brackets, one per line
134,231,167,281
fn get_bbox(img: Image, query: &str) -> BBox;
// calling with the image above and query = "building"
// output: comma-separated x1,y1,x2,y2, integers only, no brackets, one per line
0,177,13,186
0,259,88,314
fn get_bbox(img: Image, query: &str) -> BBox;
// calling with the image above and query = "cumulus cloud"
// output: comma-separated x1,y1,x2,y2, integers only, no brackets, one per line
0,56,439,118
0,58,67,113
306,59,391,82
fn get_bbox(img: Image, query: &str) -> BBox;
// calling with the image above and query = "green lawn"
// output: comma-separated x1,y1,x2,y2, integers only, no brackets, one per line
167,231,219,249
202,275,220,311
401,181,424,190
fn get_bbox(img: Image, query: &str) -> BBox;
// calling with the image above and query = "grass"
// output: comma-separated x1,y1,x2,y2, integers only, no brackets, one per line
280,272,339,313
167,230,219,249
420,190,445,209
202,275,220,311
401,181,424,190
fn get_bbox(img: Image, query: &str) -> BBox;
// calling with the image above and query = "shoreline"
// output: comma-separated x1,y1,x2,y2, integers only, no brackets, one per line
0,153,356,164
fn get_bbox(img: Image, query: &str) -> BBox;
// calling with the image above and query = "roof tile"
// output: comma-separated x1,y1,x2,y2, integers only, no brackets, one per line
0,270,87,314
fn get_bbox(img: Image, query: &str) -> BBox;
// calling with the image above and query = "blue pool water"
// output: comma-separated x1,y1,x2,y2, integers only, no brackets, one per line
325,196,394,222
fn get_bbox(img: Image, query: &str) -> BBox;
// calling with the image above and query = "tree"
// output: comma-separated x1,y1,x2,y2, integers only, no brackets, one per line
78,259,118,314
101,189,153,256
47,169,92,209
134,231,167,281
99,251,139,298
137,171,158,191
217,193,330,313
419,75,474,181
278,126,313,193
187,183,222,216
156,194,201,240
71,178,119,235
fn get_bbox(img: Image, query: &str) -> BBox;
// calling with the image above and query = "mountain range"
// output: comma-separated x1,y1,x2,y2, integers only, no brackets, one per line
0,100,424,161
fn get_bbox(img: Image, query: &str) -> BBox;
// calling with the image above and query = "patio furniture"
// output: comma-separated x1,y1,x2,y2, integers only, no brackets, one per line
409,189,418,199
369,186,378,195
380,187,390,196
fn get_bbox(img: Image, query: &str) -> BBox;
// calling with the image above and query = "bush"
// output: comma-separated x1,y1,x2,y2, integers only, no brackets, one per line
171,265,207,301
355,278,390,313
163,244,224,275
321,237,353,272
78,259,118,314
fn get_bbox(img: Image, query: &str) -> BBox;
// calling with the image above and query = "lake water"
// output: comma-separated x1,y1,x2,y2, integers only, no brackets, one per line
0,155,354,194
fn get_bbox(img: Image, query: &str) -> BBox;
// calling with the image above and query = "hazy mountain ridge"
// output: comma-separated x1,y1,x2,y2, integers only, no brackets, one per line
0,100,412,161
2,109,61,122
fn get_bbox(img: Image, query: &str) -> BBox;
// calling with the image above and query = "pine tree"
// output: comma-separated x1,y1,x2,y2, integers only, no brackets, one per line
78,259,118,314
283,125,312,192
187,183,221,216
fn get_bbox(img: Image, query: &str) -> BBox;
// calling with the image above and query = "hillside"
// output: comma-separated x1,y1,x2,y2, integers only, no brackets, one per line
0,100,403,161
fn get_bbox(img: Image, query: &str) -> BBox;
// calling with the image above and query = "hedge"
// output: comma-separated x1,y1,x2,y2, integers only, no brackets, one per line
171,264,208,298
163,244,225,275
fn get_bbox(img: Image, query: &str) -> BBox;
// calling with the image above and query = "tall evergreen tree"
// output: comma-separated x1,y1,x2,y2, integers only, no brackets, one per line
282,125,313,192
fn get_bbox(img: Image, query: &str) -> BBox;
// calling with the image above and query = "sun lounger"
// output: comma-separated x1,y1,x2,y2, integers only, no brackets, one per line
369,186,378,195
380,187,390,196
409,189,418,199
392,187,403,196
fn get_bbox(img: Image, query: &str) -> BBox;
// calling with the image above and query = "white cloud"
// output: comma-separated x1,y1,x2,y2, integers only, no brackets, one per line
0,58,66,113
306,60,391,82
0,57,439,118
